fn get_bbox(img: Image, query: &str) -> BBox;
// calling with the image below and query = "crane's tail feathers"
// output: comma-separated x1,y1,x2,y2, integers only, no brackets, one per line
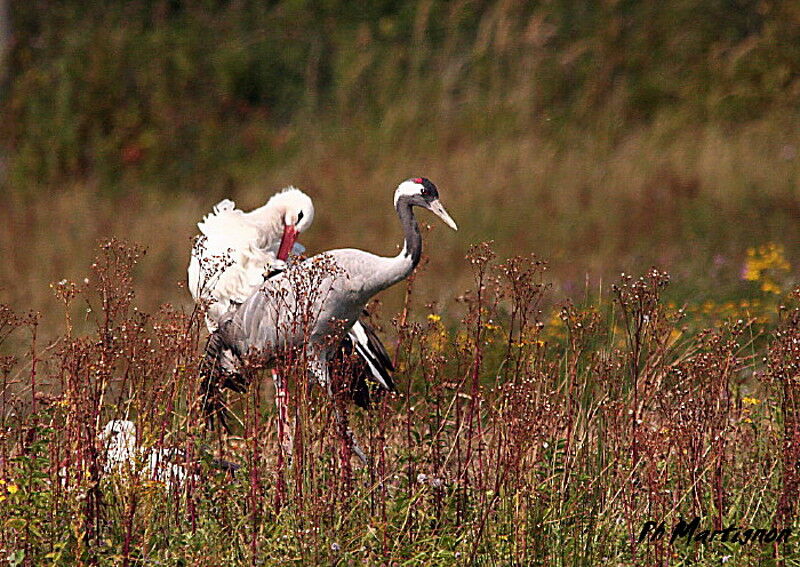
350,320,395,391
352,341,393,392
357,315,395,373
334,319,395,409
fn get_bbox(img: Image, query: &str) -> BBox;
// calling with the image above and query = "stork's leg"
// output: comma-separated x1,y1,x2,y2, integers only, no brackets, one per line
272,369,293,464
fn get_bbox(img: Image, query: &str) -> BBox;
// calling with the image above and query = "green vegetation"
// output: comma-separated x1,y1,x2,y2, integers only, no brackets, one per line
5,0,800,186
1,241,799,565
1,2,800,564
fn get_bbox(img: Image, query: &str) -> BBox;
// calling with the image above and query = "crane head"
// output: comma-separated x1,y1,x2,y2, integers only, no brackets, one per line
394,178,458,231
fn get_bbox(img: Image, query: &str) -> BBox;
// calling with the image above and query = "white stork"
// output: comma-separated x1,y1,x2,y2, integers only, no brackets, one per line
98,419,238,488
99,419,190,487
187,187,315,330
201,177,458,462
188,187,396,407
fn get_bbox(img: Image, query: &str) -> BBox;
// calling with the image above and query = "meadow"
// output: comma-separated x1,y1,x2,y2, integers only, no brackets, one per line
1,1,800,565
0,239,798,565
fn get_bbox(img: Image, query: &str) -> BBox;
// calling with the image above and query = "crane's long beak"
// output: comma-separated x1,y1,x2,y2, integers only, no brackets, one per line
427,199,458,231
276,224,299,261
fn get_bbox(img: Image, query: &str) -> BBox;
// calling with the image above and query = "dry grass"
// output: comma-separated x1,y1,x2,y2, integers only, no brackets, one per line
2,116,798,342
0,239,798,565
2,3,799,563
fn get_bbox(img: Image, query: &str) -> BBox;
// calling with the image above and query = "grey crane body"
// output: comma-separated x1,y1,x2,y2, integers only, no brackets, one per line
218,246,414,372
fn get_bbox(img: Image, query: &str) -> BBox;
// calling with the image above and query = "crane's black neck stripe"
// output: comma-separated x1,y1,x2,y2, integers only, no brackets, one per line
396,195,422,268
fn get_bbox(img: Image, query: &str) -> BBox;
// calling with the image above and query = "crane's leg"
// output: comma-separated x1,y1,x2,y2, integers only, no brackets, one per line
272,369,293,464
309,353,369,466
332,402,369,466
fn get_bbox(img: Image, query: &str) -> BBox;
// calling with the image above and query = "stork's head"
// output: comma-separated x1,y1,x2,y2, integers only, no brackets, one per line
99,420,137,453
267,187,315,260
100,419,136,440
394,178,458,231
98,420,138,468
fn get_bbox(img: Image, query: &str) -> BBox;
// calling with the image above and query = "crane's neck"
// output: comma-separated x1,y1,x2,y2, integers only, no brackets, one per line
397,197,422,268
372,197,422,292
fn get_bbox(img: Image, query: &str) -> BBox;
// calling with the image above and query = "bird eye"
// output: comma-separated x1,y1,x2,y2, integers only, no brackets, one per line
297,211,304,222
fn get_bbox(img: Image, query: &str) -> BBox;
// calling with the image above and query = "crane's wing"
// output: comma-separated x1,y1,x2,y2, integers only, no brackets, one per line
349,319,394,389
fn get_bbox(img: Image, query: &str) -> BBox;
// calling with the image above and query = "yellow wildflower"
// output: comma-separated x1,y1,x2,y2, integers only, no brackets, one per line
455,331,470,350
741,242,791,294
426,329,449,353
742,397,761,406
7,483,18,494
427,314,441,323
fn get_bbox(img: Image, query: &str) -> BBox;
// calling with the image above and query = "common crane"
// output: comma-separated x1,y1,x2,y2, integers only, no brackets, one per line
201,177,457,462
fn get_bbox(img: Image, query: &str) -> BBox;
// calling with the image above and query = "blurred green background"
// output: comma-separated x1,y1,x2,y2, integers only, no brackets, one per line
1,0,798,335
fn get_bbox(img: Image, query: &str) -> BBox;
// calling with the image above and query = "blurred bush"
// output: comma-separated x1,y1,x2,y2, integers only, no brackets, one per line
3,0,799,190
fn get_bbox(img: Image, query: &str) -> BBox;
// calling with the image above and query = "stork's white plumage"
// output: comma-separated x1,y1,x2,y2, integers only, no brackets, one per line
99,420,189,487
188,188,314,330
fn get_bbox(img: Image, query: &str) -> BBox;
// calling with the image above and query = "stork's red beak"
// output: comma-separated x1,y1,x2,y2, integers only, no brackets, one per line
276,224,298,261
